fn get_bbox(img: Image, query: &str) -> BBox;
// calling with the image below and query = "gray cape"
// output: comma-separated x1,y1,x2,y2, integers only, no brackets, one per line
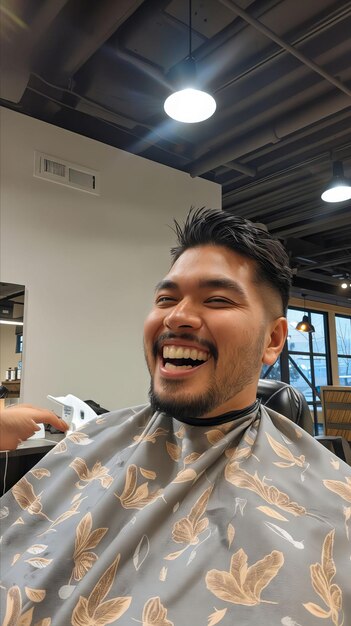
0,403,350,625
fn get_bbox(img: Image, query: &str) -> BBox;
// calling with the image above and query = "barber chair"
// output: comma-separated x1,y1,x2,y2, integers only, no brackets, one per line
257,379,351,465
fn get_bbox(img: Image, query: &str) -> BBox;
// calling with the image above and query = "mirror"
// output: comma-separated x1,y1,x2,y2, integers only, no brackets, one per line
0,282,25,407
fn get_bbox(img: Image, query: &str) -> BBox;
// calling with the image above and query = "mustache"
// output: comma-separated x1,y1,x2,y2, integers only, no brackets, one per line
153,332,218,361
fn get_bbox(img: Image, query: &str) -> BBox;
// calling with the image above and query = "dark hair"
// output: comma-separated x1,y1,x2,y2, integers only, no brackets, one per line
170,207,293,315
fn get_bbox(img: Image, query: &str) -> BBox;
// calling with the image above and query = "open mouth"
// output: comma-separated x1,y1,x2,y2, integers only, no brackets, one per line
161,345,210,371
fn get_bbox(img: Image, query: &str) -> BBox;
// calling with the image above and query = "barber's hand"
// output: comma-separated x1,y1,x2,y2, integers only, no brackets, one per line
0,404,69,450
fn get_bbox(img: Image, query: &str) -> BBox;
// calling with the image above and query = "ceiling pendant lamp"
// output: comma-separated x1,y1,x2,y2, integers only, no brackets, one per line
296,295,315,333
164,0,216,123
321,160,351,203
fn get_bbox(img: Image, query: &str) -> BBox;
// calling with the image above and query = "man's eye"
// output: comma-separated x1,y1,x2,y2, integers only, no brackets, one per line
156,296,176,304
206,297,232,305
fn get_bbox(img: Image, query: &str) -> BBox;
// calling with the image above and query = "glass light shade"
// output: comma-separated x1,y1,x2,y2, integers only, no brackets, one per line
164,88,216,123
321,184,351,202
296,315,315,333
321,161,351,202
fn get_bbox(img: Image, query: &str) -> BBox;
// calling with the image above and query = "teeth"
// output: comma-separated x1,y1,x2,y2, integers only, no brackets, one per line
162,346,208,361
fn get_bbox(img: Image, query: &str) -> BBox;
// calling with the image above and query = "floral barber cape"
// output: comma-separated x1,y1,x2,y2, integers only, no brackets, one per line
0,403,350,626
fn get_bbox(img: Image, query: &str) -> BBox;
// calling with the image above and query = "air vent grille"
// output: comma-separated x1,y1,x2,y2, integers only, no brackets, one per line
34,152,100,195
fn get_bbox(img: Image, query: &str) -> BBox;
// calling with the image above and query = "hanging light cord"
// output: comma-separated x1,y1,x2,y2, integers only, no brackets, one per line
189,0,192,59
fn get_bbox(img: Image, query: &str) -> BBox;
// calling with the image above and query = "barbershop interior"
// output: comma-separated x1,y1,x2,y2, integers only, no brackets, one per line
0,0,350,488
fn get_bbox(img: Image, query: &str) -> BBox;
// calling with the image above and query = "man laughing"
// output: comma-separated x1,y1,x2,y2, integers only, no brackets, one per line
1,208,350,626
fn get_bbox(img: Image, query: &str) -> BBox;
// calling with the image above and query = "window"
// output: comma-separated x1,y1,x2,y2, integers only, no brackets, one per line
335,314,351,385
16,334,23,354
261,307,332,433
286,308,331,420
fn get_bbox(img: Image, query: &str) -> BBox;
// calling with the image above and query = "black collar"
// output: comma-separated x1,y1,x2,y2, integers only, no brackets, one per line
174,400,260,426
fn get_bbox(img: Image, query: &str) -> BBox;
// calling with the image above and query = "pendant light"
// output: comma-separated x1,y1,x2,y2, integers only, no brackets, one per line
321,161,351,203
164,0,216,123
296,295,315,333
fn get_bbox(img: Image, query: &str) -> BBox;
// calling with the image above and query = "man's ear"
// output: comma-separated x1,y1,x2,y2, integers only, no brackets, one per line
262,317,288,365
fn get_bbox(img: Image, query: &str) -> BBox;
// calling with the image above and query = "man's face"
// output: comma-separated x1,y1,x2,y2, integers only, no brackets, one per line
144,245,286,419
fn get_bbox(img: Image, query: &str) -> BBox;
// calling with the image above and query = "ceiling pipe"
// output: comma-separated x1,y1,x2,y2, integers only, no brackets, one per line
0,0,70,102
297,256,351,273
222,135,351,203
266,203,348,231
273,211,351,238
225,180,319,215
37,0,146,80
218,0,351,98
294,271,343,287
225,162,256,177
189,90,351,177
210,4,351,95
304,244,351,259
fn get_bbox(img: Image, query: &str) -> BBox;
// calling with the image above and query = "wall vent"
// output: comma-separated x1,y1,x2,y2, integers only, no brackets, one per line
34,152,100,195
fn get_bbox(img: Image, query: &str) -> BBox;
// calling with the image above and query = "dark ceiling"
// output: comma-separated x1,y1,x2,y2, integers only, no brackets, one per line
1,0,351,306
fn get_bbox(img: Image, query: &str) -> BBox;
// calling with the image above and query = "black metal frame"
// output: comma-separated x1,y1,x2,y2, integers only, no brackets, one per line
262,306,332,434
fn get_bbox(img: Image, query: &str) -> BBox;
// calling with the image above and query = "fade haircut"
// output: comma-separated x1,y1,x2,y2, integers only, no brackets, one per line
170,207,293,315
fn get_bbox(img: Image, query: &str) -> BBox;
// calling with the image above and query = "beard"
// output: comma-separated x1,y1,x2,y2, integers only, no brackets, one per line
149,378,221,420
148,350,262,420
145,328,266,420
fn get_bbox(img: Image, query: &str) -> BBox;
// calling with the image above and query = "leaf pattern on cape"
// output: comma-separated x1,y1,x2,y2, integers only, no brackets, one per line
140,468,156,480
71,512,108,581
25,587,46,602
70,457,113,489
174,426,185,439
206,547,284,605
164,486,212,560
30,468,51,480
2,585,22,626
323,477,351,503
24,557,53,569
133,535,150,571
26,544,48,555
11,553,21,565
17,606,34,626
132,427,168,445
37,499,83,536
53,439,67,454
207,607,227,625
166,441,182,461
303,529,343,625
205,429,225,445
11,477,50,520
225,446,251,461
142,596,174,626
183,452,201,465
67,432,93,446
225,462,306,516
265,433,306,468
172,468,197,484
227,523,235,549
159,566,168,582
71,553,131,626
115,464,163,509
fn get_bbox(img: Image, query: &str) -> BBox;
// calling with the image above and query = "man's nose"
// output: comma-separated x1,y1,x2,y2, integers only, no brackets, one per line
164,300,202,330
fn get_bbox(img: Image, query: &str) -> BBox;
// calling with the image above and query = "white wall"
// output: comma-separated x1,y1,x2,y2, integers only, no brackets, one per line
0,107,221,410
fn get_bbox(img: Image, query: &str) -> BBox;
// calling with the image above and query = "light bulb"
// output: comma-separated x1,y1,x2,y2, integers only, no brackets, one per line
321,185,351,202
164,88,216,123
341,282,348,289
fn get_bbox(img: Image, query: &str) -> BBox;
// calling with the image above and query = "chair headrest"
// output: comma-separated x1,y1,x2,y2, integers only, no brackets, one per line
257,379,313,435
